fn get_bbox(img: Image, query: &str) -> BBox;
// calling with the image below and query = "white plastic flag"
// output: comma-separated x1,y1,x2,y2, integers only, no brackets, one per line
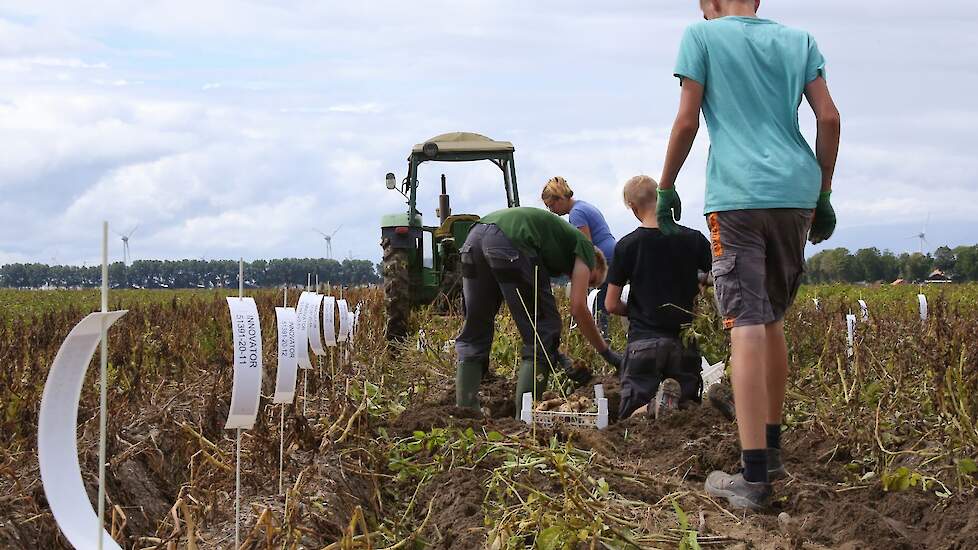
858,300,869,322
39,311,127,550
273,307,300,404
813,297,820,310
323,295,337,347
347,312,356,341
294,293,313,370
226,297,264,429
846,314,857,358
337,299,351,342
918,294,928,321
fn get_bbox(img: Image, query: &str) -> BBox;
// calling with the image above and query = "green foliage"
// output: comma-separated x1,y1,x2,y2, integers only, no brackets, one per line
0,257,380,289
805,245,978,283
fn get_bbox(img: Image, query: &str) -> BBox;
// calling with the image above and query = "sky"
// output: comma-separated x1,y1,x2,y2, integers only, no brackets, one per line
1,1,976,267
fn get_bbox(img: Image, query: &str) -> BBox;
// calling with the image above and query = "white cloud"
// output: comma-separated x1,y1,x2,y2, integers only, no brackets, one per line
1,1,977,265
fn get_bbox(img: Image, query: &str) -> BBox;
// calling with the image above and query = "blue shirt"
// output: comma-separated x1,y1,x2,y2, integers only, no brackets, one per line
674,16,826,214
568,200,616,262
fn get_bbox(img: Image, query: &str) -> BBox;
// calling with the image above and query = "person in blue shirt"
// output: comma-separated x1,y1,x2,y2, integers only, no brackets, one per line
656,0,841,510
542,176,618,344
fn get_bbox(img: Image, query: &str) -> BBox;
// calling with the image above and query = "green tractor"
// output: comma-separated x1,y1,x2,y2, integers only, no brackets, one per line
380,132,521,340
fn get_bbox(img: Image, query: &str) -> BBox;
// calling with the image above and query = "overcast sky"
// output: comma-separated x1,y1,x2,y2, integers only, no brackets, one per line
1,1,976,266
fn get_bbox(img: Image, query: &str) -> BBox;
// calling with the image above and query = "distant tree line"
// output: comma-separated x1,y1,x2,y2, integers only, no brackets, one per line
805,245,978,283
0,258,380,289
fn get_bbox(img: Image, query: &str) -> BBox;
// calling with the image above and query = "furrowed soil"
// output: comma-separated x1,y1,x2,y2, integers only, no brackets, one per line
2,286,977,548
384,376,978,550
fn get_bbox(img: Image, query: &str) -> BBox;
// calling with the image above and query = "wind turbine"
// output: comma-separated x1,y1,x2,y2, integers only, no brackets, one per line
313,225,343,259
114,225,139,266
907,213,929,255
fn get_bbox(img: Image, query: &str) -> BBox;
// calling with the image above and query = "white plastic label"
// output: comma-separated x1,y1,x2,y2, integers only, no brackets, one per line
273,307,299,404
39,311,128,550
306,293,326,356
226,297,264,429
294,293,313,370
858,300,869,322
337,299,351,342
918,294,928,321
322,296,337,347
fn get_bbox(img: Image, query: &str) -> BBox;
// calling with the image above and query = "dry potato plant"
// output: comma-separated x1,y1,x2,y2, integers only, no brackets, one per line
1,284,977,549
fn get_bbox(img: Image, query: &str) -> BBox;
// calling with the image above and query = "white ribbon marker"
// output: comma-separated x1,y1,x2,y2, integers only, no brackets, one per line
918,294,928,321
846,314,857,358
813,297,820,310
225,297,264,429
323,295,337,347
273,307,300,404
858,300,869,322
337,299,351,343
39,311,128,550
347,312,356,342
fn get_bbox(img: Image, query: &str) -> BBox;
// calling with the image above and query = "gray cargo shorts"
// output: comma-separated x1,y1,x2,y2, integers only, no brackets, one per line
706,209,813,329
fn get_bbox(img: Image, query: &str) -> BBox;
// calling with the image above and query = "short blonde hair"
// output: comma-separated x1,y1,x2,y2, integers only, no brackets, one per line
541,176,574,202
623,175,658,209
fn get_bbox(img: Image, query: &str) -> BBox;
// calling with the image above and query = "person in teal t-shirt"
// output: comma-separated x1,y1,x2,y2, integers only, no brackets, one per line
655,0,841,510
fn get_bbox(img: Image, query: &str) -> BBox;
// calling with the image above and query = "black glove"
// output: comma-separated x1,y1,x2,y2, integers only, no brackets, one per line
557,353,592,386
599,348,622,370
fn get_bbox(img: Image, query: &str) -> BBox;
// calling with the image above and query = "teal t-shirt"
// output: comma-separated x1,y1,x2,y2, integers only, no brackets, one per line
674,16,826,214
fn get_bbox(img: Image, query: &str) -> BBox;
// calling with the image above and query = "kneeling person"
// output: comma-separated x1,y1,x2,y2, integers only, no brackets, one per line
605,176,712,419
455,207,622,414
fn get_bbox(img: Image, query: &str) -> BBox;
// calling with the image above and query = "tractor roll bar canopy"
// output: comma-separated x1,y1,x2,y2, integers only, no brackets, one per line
407,132,520,211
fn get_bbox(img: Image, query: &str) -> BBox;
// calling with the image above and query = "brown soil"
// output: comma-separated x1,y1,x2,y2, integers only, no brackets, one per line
386,381,978,550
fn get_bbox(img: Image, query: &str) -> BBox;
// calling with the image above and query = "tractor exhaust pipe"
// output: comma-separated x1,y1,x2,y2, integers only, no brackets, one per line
439,174,451,224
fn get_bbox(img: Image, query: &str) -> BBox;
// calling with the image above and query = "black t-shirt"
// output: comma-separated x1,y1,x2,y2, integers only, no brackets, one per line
607,225,712,340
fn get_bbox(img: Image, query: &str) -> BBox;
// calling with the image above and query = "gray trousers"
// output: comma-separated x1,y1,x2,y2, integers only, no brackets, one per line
455,224,562,367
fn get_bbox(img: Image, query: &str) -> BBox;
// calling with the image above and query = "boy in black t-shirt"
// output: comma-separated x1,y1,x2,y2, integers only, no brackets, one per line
605,175,713,419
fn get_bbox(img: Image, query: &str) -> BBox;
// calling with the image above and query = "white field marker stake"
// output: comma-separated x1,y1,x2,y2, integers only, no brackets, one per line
280,287,287,496
918,293,928,322
533,266,538,441
97,221,109,550
236,258,242,550
858,299,869,322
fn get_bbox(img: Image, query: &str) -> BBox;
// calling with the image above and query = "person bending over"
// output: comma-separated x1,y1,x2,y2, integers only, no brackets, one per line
454,207,622,415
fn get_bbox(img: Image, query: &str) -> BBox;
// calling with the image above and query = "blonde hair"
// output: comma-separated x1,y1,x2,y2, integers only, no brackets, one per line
541,176,574,202
623,175,658,209
592,247,608,286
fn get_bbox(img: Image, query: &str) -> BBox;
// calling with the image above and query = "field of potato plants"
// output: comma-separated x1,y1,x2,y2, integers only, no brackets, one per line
1,283,977,549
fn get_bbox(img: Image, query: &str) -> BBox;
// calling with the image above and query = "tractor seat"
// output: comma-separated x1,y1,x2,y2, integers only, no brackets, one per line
434,214,481,239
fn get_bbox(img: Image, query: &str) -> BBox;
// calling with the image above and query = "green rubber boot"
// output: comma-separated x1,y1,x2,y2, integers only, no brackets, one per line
514,358,550,418
456,360,484,411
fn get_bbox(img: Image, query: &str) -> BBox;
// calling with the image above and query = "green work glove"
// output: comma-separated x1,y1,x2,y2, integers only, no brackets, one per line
657,188,682,236
809,191,836,244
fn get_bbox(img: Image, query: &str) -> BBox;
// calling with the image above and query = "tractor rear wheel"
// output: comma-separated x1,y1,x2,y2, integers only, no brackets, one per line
382,237,411,341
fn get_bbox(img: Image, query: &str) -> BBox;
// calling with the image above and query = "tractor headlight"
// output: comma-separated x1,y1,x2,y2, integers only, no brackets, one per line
422,142,439,158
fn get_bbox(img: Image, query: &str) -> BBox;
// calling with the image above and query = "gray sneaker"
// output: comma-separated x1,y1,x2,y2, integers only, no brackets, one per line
654,378,682,419
705,471,771,510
